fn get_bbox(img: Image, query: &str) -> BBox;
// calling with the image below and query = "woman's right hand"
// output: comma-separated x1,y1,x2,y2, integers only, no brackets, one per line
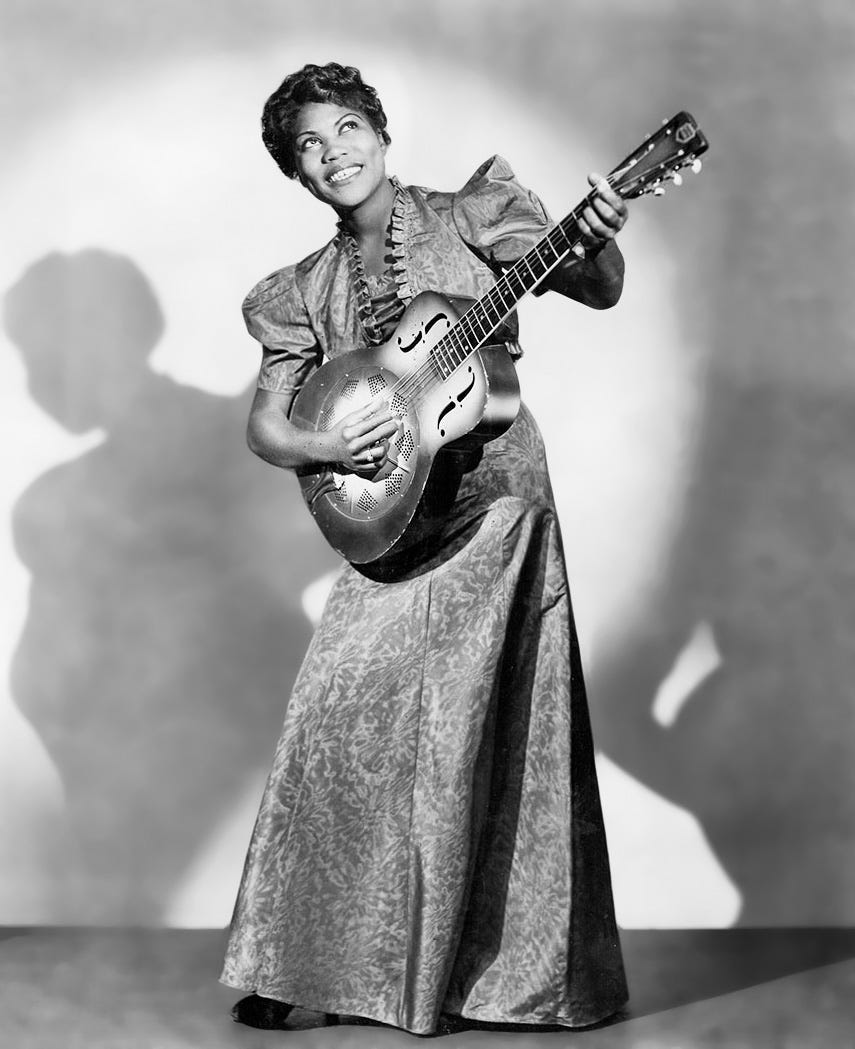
324,399,400,472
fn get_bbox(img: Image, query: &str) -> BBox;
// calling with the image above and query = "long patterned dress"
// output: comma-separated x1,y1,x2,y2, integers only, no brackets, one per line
220,157,628,1034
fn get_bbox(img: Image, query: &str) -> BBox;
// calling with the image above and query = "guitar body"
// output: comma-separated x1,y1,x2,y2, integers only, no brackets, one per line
290,291,521,563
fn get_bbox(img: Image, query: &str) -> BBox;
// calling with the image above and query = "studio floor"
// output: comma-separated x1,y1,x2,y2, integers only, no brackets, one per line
1,927,853,1048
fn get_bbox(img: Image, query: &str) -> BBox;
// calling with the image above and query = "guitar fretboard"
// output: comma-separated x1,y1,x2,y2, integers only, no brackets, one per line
431,193,599,379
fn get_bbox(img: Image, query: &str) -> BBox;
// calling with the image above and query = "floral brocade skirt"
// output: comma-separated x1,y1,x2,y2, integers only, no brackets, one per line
220,403,628,1034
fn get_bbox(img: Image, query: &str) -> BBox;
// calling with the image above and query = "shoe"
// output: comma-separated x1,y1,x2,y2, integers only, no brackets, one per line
230,994,294,1029
230,994,340,1030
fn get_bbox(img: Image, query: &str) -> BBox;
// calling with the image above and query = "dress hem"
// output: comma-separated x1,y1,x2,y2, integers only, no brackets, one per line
219,973,628,1036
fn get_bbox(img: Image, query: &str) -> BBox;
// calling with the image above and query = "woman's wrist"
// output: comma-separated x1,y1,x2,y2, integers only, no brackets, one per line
582,238,623,276
579,240,625,307
543,240,624,308
312,428,344,467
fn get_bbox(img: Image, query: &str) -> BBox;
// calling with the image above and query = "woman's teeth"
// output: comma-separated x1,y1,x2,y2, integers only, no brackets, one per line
329,166,360,184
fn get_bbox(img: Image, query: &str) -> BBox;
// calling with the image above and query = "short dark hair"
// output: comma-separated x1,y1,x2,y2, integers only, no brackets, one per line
261,62,391,179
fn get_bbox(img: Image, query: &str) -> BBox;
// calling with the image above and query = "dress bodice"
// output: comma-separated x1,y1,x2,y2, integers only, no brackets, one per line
242,156,555,395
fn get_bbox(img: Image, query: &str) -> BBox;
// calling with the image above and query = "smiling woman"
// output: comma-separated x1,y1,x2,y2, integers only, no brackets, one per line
220,61,630,1035
265,64,397,282
293,108,386,194
292,103,395,269
261,62,392,181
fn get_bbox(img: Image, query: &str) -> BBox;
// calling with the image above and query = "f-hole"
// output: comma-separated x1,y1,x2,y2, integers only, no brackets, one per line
437,365,476,437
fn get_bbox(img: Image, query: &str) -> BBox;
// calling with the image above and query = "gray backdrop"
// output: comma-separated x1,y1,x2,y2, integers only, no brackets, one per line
0,0,853,930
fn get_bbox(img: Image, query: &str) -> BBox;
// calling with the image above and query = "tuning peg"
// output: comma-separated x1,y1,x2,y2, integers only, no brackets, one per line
691,158,703,174
652,186,666,196
671,172,683,187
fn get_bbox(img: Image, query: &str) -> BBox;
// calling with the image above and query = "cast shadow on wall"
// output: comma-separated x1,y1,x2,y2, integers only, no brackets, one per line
581,16,855,1014
4,249,339,923
589,232,855,930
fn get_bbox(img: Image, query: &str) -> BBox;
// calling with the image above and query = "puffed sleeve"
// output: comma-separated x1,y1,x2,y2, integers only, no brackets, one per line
451,155,554,268
242,265,321,394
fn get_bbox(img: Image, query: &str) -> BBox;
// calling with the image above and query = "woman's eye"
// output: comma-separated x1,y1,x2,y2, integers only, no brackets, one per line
341,120,359,132
298,136,321,151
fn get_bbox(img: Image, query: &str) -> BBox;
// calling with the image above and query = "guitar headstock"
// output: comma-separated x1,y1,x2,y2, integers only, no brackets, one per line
608,112,709,200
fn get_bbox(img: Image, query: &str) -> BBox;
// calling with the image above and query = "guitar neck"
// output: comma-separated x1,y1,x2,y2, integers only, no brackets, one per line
431,193,600,379
429,111,709,380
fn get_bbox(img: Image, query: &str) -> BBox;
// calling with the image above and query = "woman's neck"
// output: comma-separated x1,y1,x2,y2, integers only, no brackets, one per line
337,176,395,242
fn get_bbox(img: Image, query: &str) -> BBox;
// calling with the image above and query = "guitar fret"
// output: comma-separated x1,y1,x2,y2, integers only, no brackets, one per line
505,267,527,294
438,334,459,377
450,329,469,370
557,206,585,249
532,245,552,270
449,325,471,366
519,255,538,282
480,291,503,328
470,311,489,339
428,195,610,385
473,292,504,343
453,328,474,370
493,282,515,311
539,238,562,263
461,316,485,352
432,346,450,380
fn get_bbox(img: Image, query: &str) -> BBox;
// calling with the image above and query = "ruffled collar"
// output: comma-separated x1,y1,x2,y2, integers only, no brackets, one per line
336,176,415,345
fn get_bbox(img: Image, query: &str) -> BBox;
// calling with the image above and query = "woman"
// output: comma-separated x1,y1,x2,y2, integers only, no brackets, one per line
221,62,629,1035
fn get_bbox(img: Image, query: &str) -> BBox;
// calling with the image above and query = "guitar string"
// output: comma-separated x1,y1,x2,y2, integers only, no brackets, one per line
373,134,690,414
391,207,584,405
392,147,679,405
354,131,697,499
383,144,680,412
387,183,611,410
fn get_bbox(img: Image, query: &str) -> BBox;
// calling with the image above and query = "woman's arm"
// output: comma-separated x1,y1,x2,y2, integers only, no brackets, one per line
247,388,399,472
542,239,625,309
541,172,628,309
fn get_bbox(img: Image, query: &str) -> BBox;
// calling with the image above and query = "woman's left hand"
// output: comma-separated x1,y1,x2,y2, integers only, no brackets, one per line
578,172,628,254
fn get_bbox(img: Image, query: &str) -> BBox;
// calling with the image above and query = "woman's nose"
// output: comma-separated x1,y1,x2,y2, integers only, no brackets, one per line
322,137,345,163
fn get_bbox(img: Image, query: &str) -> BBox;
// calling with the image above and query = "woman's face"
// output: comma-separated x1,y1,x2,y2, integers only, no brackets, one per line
293,101,388,211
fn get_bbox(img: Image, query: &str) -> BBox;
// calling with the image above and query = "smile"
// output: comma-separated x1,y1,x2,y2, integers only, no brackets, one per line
327,165,361,185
